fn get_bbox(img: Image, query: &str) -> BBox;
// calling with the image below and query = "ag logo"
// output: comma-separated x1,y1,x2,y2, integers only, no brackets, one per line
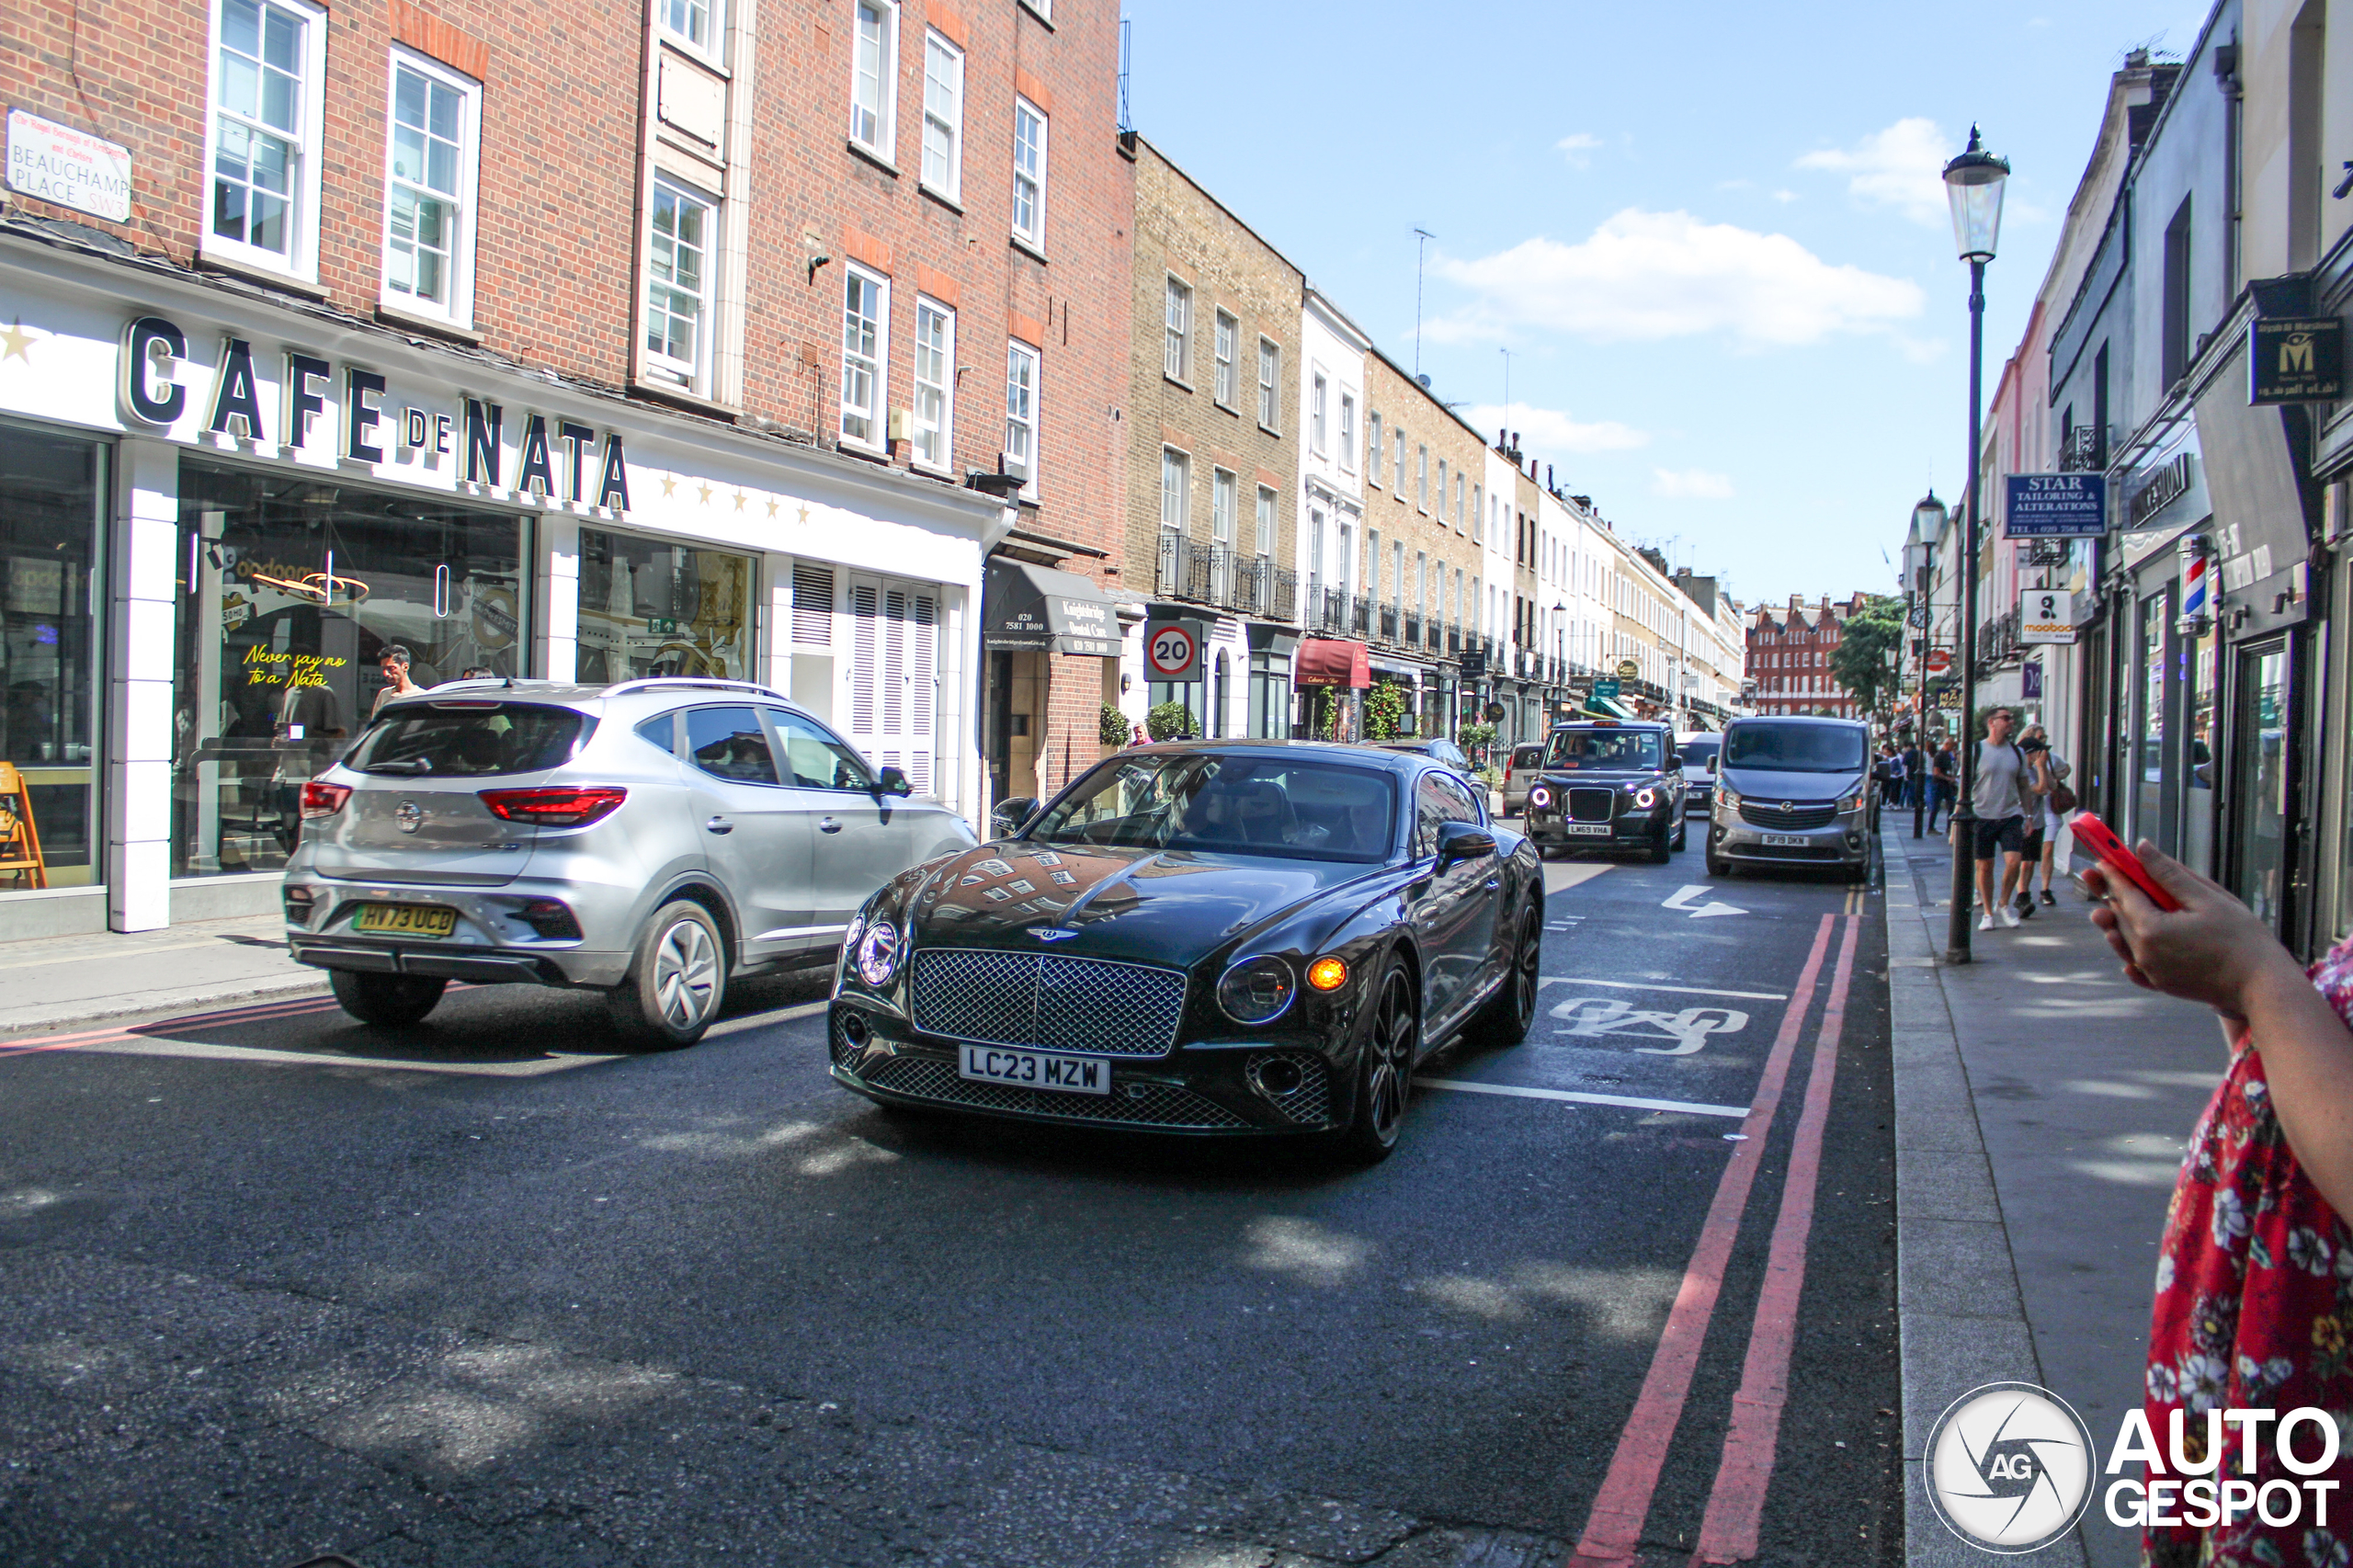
1923,1381,2094,1552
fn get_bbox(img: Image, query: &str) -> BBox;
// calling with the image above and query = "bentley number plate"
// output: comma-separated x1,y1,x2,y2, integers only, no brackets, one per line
957,1044,1112,1096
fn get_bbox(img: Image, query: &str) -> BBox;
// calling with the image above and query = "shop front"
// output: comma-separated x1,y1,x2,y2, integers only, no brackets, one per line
0,232,1007,937
981,557,1122,808
1292,636,1369,740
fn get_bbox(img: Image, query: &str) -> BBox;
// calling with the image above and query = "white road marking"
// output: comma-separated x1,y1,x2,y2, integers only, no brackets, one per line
1550,997,1750,1056
1415,1076,1748,1119
1662,884,1746,919
1543,862,1616,895
1540,977,1790,1002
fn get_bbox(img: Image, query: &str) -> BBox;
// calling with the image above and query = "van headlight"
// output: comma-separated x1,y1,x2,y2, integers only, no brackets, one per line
1836,788,1867,813
1717,785,1743,812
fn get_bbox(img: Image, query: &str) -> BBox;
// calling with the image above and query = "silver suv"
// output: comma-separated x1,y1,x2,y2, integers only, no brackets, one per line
283,678,976,1046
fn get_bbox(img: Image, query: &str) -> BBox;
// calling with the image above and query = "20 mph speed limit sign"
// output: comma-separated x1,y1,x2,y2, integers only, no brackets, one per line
1144,619,1204,681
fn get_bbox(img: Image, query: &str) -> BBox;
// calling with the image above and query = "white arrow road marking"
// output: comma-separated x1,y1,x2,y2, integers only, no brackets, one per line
1662,883,1747,918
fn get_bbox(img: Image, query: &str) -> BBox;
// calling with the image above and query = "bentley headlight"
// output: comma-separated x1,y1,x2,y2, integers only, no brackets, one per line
845,909,866,950
1217,956,1296,1025
855,922,903,987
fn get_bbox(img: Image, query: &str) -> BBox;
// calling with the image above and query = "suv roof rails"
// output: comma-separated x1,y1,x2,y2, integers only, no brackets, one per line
425,676,551,691
600,676,796,704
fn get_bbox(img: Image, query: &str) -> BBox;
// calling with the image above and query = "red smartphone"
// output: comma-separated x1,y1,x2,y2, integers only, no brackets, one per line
2069,812,2183,911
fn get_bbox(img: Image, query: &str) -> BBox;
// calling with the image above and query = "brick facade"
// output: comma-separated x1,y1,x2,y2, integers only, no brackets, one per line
1748,594,1870,718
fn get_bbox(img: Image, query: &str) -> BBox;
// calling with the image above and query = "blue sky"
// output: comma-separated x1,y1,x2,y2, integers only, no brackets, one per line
1118,0,2211,607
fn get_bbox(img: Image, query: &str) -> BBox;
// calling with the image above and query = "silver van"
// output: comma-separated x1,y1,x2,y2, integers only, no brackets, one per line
1703,715,1874,877
283,678,976,1045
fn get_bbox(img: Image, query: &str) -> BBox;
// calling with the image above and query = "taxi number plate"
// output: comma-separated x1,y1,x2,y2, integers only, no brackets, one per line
957,1045,1111,1096
1562,823,1612,836
1761,834,1811,848
352,903,459,937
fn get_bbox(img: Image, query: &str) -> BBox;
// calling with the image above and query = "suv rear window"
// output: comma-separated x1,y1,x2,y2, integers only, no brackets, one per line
1511,745,1545,768
1680,739,1721,768
346,704,592,777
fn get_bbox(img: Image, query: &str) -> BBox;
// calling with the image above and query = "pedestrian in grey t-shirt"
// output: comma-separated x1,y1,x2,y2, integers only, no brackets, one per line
1967,707,2039,930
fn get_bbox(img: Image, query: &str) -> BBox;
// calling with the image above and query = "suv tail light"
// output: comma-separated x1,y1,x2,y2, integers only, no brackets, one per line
477,786,628,828
300,781,352,819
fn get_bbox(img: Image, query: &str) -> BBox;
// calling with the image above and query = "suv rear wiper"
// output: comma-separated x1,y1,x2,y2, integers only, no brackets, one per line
366,757,433,775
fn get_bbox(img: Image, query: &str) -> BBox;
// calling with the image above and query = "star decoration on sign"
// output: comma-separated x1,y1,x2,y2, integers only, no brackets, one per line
766,497,779,517
796,504,811,526
0,320,39,362
733,490,747,511
697,482,713,505
659,472,677,497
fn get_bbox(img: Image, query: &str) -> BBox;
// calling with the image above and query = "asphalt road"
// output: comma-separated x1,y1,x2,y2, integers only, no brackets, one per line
0,835,1898,1568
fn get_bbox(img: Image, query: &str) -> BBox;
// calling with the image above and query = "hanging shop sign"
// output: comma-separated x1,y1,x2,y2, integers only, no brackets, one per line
2249,316,2344,404
2129,451,2195,529
2003,474,2107,539
1925,648,1952,675
1615,658,1640,681
115,314,633,513
2019,589,2076,644
7,109,131,223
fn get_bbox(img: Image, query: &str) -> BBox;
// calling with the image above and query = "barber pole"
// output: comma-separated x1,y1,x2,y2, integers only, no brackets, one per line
2177,533,2212,634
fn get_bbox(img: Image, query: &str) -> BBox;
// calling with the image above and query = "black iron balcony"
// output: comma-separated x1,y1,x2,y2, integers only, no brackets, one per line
1379,604,1399,644
1403,609,1421,647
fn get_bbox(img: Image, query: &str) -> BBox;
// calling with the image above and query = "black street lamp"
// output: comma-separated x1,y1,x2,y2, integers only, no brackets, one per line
1909,490,1947,839
1941,126,2009,964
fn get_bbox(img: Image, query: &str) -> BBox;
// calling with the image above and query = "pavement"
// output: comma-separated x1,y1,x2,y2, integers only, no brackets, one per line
1880,811,2222,1568
0,914,324,1035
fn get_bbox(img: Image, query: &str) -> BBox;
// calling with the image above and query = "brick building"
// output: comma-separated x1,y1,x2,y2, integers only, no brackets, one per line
1747,594,1871,718
0,0,1126,937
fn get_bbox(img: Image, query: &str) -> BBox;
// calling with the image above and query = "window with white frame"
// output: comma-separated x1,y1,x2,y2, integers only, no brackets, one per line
1454,473,1465,528
1164,277,1192,381
1472,484,1483,542
1416,445,1428,509
919,30,962,197
381,51,478,324
1367,413,1383,483
1339,394,1356,472
912,298,954,470
644,176,718,388
1256,339,1279,429
1160,448,1189,532
1213,311,1236,404
1004,340,1040,491
1435,459,1448,518
1211,468,1235,552
661,0,722,55
1011,97,1048,248
1256,485,1276,556
839,265,888,446
849,0,896,157
1311,371,1328,454
205,0,326,277
1393,429,1407,494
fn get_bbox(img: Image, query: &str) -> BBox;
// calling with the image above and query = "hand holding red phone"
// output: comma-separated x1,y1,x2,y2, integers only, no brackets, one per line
2076,816,2300,1020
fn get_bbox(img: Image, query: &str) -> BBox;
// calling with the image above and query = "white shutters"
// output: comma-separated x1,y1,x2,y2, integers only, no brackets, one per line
844,573,938,794
790,563,835,646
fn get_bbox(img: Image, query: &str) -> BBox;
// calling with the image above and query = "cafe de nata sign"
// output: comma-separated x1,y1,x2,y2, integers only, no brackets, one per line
117,313,633,513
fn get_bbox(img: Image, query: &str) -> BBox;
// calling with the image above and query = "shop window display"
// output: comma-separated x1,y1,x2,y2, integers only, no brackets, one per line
171,460,526,877
0,425,102,889
575,528,753,684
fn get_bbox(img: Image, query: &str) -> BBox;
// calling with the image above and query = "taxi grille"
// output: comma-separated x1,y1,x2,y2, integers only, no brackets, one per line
861,1054,1248,1130
1567,788,1617,823
911,949,1187,1057
1738,801,1838,831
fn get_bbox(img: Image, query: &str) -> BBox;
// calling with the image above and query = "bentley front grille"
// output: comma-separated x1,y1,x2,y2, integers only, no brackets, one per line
912,949,1187,1057
1567,788,1617,823
860,1054,1248,1130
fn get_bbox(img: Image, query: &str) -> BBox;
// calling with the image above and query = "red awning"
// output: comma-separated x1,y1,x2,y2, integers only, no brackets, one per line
1294,638,1370,689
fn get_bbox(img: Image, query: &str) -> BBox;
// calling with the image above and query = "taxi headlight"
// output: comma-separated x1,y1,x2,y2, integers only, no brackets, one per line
1217,957,1297,1025
856,922,903,987
1528,785,1552,811
1631,787,1658,811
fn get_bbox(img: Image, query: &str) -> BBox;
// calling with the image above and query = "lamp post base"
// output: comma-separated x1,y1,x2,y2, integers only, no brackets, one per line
1945,804,1977,963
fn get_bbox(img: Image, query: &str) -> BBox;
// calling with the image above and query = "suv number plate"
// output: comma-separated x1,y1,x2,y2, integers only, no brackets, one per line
958,1045,1111,1096
353,903,458,937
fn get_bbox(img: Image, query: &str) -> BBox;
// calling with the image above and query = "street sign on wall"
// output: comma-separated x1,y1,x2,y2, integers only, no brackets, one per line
2003,474,2107,539
2020,589,2076,643
1925,648,1952,675
1142,619,1204,682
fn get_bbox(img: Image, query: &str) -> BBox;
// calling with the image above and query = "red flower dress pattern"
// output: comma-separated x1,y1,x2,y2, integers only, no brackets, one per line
2144,939,2353,1567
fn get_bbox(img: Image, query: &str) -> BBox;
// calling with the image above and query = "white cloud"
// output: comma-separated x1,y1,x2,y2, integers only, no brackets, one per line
1429,210,1923,350
1653,468,1735,500
1794,117,1953,227
1466,402,1649,455
1556,132,1605,169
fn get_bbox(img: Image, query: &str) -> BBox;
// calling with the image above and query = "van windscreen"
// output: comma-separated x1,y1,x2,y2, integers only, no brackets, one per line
1722,724,1865,773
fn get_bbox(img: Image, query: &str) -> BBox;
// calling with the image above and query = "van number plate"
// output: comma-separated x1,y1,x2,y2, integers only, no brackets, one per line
1761,834,1811,848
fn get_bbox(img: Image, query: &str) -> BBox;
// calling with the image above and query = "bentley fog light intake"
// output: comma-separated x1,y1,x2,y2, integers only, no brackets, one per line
1217,956,1296,1024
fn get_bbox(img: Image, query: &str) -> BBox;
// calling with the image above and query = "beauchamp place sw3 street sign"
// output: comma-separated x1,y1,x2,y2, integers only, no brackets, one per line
2004,474,2107,539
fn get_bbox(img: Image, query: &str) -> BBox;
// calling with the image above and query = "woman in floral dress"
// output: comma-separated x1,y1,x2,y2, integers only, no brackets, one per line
2089,845,2353,1567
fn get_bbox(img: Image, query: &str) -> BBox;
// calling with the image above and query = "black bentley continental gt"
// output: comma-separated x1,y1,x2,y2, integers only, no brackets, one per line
826,741,1545,1162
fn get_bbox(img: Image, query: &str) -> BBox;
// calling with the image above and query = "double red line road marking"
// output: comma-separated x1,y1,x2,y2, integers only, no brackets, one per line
1568,911,1865,1567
